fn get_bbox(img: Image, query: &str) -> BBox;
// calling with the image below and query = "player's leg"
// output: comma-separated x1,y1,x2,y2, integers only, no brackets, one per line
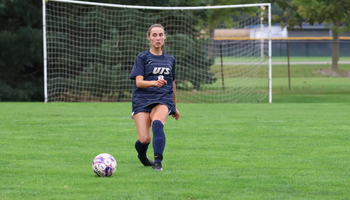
150,104,169,171
134,112,154,166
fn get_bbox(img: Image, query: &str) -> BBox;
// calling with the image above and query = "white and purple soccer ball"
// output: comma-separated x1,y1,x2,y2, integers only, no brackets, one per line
92,153,117,177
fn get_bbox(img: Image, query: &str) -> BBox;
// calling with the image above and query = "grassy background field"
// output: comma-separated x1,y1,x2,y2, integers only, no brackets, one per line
270,63,350,103
200,61,350,103
1,102,350,199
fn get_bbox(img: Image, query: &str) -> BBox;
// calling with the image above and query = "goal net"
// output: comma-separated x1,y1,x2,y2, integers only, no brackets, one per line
43,0,271,103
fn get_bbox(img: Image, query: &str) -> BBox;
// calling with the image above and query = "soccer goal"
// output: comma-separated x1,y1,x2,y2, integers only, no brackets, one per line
42,0,272,103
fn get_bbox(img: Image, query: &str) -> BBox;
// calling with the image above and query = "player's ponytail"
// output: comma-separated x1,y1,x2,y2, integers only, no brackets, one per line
147,24,166,51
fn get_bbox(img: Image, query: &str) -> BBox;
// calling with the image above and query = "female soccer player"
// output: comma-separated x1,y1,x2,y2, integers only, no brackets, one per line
130,24,180,171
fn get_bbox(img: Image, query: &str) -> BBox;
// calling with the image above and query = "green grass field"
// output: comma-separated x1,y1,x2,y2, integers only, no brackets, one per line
1,102,350,199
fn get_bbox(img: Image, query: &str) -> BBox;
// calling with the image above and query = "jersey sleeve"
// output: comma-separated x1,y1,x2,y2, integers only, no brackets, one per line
130,54,145,80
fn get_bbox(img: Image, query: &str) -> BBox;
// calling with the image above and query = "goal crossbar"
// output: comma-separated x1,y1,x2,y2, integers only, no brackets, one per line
47,0,271,10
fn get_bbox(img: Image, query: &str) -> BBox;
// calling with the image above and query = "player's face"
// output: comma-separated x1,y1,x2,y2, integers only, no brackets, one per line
148,27,165,49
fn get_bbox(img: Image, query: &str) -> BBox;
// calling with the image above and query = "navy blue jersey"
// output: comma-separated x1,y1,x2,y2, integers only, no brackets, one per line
130,50,176,113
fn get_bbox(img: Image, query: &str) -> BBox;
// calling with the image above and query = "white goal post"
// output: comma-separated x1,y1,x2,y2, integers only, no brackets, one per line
42,0,272,103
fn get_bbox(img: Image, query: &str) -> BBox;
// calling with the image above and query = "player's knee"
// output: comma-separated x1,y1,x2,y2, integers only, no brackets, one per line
151,119,165,125
138,136,151,144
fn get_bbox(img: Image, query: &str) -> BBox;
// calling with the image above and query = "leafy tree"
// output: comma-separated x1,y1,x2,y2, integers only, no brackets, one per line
0,0,43,101
51,63,131,102
261,0,350,69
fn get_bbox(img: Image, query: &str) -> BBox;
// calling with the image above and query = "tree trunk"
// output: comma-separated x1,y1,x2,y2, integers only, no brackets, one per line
331,22,339,70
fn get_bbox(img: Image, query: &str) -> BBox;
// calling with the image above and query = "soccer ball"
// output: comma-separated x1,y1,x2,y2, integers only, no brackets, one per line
92,153,117,177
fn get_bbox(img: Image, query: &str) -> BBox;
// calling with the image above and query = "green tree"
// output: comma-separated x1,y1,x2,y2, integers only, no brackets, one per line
0,0,43,101
262,0,350,70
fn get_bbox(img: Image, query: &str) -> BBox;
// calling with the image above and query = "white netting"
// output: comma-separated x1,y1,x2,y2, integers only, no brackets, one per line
45,1,269,103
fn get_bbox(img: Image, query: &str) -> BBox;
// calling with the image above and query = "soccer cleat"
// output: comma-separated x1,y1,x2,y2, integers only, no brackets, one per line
153,162,163,171
138,155,155,166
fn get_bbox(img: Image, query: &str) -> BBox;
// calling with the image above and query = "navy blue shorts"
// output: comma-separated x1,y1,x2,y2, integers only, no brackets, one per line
131,103,175,119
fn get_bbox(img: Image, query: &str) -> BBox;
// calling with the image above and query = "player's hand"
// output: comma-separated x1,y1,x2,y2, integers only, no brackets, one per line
155,79,167,87
172,109,180,120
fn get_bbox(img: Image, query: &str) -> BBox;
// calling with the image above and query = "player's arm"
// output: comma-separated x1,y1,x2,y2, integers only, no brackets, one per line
173,81,177,109
172,81,180,120
135,75,167,88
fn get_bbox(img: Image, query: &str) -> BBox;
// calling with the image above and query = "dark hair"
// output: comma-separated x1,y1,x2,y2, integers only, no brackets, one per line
147,24,165,51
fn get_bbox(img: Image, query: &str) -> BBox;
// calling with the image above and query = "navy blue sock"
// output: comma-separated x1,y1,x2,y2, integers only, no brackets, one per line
135,140,150,157
152,120,165,163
